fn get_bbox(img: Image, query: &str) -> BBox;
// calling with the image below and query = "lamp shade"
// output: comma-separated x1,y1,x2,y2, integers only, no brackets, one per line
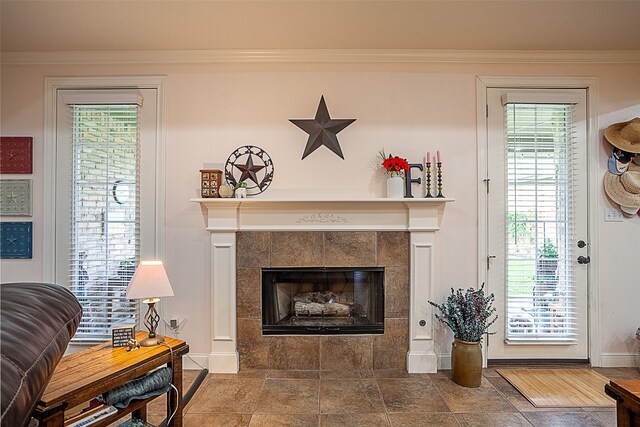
126,260,175,300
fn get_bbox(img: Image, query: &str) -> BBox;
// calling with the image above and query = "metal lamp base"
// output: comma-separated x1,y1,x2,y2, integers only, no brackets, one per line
139,334,165,347
140,298,164,347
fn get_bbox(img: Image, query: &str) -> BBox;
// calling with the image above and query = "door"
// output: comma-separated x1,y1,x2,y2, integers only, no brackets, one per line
486,88,589,361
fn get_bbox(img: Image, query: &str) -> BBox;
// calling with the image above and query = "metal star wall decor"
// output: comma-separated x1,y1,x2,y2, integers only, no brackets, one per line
224,145,274,196
290,96,356,160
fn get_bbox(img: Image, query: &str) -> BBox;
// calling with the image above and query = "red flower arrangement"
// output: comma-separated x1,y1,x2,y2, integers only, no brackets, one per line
380,150,409,176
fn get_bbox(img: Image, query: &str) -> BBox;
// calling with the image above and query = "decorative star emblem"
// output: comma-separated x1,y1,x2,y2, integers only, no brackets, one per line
5,192,18,204
234,154,266,186
6,237,17,245
290,96,356,160
225,146,274,196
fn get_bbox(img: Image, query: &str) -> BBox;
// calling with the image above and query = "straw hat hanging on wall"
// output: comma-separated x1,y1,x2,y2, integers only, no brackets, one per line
603,169,640,214
604,117,640,154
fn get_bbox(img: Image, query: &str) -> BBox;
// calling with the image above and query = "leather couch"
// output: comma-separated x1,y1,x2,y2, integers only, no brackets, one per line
1,283,82,427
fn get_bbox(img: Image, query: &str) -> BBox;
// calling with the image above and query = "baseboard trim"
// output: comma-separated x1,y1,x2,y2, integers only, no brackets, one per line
182,353,211,371
437,353,451,370
488,359,589,366
438,352,639,369
407,350,438,373
600,352,639,368
208,351,240,373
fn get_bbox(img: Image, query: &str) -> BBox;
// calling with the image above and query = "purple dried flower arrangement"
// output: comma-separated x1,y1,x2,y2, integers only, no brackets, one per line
428,284,498,343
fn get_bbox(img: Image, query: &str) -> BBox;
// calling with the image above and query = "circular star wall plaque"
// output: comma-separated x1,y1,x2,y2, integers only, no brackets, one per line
224,145,274,196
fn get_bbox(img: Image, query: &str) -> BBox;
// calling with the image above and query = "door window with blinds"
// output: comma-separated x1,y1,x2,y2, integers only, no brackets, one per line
55,89,158,343
503,97,578,342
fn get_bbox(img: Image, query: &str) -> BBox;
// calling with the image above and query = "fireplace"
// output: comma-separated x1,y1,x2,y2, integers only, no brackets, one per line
262,267,384,335
194,197,452,373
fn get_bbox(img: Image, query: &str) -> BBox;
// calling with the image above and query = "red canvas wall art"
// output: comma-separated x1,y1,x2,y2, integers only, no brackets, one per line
0,137,33,174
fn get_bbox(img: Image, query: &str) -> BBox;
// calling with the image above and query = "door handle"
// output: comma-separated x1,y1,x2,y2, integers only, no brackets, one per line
577,256,591,264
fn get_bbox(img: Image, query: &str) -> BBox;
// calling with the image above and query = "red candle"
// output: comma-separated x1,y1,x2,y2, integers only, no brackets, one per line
437,150,441,163
426,152,431,164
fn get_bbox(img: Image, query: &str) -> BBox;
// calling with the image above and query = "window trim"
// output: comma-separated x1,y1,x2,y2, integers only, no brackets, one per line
44,77,166,341
476,76,600,366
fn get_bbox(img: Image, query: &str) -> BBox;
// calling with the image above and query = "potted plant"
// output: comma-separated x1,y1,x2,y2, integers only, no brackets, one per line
378,149,409,198
533,239,559,330
234,181,248,198
429,284,497,387
536,239,558,279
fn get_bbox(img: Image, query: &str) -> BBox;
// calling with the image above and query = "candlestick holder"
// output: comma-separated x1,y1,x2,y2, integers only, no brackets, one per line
424,162,433,198
436,162,444,198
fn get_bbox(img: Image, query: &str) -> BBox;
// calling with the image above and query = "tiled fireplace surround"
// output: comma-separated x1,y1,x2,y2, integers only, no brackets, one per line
236,230,409,371
195,198,452,374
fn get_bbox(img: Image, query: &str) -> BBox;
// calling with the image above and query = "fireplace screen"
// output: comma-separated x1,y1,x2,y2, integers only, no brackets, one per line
262,267,384,335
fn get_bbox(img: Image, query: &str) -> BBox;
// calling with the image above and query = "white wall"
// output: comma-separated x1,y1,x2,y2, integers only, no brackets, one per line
1,58,638,368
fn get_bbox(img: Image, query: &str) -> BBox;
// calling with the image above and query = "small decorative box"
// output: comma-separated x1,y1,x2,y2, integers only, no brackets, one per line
200,169,222,198
112,324,136,347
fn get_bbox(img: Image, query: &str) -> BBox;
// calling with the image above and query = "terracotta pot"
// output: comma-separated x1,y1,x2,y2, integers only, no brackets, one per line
451,339,482,388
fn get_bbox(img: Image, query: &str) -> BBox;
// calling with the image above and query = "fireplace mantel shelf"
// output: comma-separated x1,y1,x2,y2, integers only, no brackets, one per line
192,197,454,232
191,197,454,205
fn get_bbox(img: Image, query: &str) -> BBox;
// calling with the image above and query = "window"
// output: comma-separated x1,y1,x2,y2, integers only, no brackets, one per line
50,83,162,344
69,103,140,341
503,100,578,341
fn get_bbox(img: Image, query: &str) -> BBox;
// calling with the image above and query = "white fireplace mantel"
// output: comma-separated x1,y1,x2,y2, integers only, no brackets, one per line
193,197,453,232
193,197,454,373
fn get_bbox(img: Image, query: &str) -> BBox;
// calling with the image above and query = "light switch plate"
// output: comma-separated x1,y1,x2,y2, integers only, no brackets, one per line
605,207,624,222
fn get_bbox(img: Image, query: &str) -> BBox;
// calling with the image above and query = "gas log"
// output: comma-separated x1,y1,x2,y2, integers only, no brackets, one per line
293,291,354,317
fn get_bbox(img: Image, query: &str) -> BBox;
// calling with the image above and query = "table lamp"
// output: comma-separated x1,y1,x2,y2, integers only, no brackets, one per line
126,260,175,347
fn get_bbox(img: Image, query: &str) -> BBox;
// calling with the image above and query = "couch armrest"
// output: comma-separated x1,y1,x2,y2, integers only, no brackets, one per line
1,283,82,427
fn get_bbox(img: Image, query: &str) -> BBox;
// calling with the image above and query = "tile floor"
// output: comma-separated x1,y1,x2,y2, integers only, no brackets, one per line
142,366,640,427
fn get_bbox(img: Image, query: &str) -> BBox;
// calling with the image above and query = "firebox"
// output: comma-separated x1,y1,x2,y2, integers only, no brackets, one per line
262,267,384,335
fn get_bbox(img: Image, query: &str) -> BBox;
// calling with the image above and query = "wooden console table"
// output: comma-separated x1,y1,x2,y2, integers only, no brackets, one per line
605,379,640,427
33,332,189,427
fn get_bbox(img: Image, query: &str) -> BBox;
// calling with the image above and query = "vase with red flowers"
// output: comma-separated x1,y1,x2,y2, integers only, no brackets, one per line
379,150,409,198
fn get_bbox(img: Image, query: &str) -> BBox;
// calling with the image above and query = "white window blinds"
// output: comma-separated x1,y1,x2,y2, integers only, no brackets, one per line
68,100,141,342
502,99,578,342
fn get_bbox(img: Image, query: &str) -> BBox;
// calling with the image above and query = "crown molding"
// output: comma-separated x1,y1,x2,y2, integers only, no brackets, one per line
3,49,640,65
